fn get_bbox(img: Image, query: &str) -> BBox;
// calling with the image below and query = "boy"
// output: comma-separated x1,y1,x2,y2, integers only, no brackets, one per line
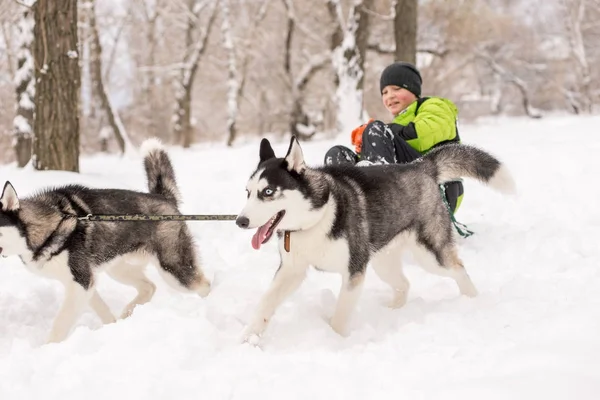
324,62,464,213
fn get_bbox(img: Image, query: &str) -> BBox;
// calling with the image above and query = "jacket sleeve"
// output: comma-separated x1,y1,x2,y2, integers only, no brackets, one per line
391,98,458,153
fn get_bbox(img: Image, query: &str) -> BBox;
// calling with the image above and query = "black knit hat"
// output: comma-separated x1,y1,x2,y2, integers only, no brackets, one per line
379,62,422,97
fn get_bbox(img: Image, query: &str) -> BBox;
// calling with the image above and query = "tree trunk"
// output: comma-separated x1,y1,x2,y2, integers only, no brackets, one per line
172,0,218,148
562,0,592,113
394,0,418,64
224,0,269,146
282,0,327,140
32,0,80,172
87,0,131,154
13,5,35,167
222,0,239,147
139,0,161,139
326,0,343,88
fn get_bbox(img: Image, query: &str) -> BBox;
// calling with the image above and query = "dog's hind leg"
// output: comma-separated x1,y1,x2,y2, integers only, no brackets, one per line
444,248,478,298
370,247,410,308
330,272,365,336
89,290,116,324
412,241,478,298
154,229,211,298
154,257,211,298
242,260,308,343
107,262,156,319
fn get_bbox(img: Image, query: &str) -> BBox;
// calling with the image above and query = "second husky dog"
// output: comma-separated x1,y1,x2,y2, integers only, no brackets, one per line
0,139,210,343
236,137,515,343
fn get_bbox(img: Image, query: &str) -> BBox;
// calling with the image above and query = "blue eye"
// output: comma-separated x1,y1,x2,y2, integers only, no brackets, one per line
263,188,274,196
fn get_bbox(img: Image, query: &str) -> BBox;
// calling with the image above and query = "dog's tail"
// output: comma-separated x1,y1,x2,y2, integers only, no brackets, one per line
423,144,516,194
140,138,181,205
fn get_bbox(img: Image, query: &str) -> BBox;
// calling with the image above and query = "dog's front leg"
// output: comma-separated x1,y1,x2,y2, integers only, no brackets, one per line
242,258,307,344
47,281,92,344
330,272,365,336
89,289,116,325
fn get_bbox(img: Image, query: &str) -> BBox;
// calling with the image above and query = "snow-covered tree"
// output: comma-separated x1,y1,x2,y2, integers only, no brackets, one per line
561,0,593,114
13,1,35,167
221,0,239,146
327,0,373,137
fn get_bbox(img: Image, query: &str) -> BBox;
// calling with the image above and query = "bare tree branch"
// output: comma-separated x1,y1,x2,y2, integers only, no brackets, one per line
361,4,393,20
475,50,542,119
368,42,449,58
12,0,33,8
1,22,15,79
102,5,133,83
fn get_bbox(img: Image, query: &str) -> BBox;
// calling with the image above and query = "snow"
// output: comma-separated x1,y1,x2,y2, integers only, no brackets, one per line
98,125,112,140
18,90,35,110
295,122,316,136
12,115,33,136
14,12,34,89
1,114,600,399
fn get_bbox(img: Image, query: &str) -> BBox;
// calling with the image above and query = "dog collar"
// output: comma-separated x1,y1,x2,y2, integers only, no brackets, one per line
284,231,291,252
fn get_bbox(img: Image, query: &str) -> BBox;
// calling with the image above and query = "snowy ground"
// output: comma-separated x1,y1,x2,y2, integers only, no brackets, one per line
0,114,599,399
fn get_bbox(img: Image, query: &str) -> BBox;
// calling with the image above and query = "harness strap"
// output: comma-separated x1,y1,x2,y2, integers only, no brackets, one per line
439,185,474,238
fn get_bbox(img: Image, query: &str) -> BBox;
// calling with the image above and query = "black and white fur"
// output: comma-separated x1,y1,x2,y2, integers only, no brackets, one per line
0,139,210,343
236,136,515,343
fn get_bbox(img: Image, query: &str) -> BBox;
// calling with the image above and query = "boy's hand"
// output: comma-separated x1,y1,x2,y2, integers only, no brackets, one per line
350,118,375,154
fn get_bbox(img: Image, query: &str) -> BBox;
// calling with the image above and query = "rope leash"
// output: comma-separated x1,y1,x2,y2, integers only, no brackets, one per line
77,214,238,222
75,213,292,252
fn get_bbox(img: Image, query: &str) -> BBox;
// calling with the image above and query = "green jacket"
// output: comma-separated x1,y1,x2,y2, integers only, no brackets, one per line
389,96,460,154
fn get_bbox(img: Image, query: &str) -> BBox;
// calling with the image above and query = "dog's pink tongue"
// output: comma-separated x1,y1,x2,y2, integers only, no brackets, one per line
251,224,270,250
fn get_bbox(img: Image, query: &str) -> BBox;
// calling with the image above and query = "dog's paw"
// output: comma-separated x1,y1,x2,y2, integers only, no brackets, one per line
46,333,66,345
193,277,212,298
120,307,135,319
458,281,478,298
387,299,405,309
329,318,349,337
198,284,211,298
240,317,269,344
240,326,263,346
241,332,262,346
461,286,478,298
387,290,408,309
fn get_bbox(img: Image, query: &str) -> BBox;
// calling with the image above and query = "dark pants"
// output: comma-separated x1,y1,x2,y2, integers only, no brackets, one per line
324,120,464,212
324,121,420,165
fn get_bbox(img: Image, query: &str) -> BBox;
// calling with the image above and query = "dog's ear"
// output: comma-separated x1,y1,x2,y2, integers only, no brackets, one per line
259,138,276,162
284,136,306,174
0,181,20,211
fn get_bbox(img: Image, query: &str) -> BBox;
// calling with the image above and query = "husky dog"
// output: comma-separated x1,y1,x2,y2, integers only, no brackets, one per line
236,136,515,343
0,139,210,343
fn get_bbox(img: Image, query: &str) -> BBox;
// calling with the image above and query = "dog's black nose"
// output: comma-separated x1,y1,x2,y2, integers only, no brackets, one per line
236,216,249,229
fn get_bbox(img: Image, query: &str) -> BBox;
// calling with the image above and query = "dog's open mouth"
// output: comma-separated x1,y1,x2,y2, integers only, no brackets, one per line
251,210,285,250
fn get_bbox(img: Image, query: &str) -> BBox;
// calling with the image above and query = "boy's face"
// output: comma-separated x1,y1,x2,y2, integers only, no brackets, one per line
381,85,417,116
